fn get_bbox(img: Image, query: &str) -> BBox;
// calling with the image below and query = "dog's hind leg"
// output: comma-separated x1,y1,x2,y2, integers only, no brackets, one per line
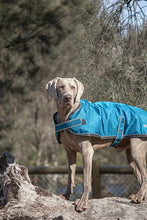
129,138,147,203
126,148,142,186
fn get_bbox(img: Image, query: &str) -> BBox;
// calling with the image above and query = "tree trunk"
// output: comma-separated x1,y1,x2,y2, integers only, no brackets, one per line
0,152,146,220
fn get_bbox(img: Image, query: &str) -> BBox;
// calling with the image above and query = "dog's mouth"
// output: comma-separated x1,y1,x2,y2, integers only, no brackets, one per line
62,101,73,114
62,95,73,107
63,100,73,107
66,99,72,104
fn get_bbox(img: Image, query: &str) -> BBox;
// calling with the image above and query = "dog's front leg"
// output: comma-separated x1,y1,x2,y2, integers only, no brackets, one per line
76,142,94,212
62,148,77,200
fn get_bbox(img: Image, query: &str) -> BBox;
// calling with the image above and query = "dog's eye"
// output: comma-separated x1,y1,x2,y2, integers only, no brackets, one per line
71,85,76,90
59,85,65,89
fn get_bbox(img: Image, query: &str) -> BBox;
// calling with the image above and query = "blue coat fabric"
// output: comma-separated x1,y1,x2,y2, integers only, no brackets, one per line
54,99,147,146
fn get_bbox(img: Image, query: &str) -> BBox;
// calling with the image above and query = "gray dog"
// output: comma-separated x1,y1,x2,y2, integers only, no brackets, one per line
46,77,147,212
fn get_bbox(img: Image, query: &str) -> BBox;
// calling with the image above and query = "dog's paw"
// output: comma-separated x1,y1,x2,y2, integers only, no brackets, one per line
130,194,140,203
130,192,144,203
75,198,87,212
75,198,80,206
59,194,69,200
59,194,66,200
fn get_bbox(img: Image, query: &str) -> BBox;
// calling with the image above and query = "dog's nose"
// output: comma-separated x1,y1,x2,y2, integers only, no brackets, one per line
64,95,72,102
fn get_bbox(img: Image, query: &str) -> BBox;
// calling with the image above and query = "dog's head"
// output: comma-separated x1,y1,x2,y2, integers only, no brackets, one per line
46,77,84,108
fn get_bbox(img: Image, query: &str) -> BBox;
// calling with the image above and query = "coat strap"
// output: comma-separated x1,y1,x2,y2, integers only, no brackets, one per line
55,118,85,133
111,116,125,147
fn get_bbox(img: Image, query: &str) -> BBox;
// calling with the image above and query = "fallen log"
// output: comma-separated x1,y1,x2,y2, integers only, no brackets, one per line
0,152,146,220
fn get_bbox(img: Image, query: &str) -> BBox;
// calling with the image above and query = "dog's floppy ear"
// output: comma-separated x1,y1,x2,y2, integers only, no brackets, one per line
46,77,60,101
73,77,84,103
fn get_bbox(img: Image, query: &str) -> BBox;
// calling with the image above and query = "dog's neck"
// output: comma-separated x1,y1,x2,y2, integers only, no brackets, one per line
56,102,79,123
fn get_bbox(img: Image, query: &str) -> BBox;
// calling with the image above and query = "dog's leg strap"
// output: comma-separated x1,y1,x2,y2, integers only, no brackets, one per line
111,116,125,147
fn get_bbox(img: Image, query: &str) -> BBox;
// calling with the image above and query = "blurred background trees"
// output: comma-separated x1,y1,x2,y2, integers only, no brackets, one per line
0,0,146,174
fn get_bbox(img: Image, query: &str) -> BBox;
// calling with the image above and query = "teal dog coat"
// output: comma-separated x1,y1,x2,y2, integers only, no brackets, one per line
54,99,147,147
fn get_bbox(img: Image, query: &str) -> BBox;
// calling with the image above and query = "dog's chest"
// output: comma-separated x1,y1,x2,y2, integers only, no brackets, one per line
60,130,81,152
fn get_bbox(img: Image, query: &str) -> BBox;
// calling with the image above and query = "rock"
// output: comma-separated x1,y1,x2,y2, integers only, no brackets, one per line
0,152,146,220
87,197,147,220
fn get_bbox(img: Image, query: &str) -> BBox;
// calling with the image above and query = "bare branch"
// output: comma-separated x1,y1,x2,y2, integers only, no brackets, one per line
103,0,146,34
